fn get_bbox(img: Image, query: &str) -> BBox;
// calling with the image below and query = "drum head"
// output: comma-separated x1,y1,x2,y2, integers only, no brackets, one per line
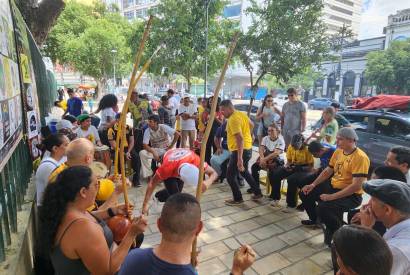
90,161,109,178
95,145,110,151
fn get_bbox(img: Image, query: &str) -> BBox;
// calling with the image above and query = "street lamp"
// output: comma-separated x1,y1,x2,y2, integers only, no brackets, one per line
204,0,211,98
111,49,117,89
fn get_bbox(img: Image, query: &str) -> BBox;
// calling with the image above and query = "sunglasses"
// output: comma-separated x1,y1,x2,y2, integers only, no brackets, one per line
266,99,273,102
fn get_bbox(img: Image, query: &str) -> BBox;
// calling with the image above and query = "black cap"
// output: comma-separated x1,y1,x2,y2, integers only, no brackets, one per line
363,179,410,214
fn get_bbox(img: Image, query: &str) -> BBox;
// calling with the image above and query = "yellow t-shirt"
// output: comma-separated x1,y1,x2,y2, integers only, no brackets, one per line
198,105,206,132
286,145,314,166
59,100,67,111
48,163,68,183
226,110,253,151
329,148,370,194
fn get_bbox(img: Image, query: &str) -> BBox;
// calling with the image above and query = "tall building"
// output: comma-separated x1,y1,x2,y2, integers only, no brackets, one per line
322,0,362,37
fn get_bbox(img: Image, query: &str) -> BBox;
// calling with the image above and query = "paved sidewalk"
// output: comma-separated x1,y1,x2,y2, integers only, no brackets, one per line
128,181,334,275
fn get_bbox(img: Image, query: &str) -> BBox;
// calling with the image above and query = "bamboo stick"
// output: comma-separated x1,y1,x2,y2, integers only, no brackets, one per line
118,45,163,212
190,32,239,266
114,15,154,177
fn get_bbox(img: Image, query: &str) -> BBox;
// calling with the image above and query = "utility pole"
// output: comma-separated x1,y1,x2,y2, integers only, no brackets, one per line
204,0,211,98
111,49,117,90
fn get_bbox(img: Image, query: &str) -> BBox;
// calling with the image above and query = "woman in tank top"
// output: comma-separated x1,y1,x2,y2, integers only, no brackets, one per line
39,166,147,275
256,94,282,144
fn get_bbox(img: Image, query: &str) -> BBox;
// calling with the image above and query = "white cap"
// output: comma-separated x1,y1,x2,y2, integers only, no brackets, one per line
56,119,74,131
179,163,199,186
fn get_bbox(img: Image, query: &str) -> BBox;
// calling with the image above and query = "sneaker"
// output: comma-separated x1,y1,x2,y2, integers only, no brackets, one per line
270,200,281,208
251,194,263,201
301,220,318,227
225,199,244,206
246,188,253,194
282,206,296,213
323,227,333,247
296,204,304,212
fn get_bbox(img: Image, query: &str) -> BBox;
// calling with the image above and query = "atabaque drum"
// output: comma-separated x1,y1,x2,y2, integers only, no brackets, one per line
94,145,111,171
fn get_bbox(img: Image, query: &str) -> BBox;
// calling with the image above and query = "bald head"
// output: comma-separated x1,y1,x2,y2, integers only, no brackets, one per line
66,138,94,166
158,193,201,242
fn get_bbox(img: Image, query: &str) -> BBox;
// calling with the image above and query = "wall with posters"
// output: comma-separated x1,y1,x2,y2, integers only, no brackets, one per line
0,0,54,271
0,0,24,171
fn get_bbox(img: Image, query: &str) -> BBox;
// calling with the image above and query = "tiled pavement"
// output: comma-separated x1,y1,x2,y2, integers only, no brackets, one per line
128,180,334,275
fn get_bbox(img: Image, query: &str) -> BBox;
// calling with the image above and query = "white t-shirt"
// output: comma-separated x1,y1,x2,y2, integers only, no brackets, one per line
35,157,60,206
143,124,176,146
76,125,100,145
100,107,116,129
261,135,285,159
406,170,410,185
178,104,197,130
168,96,179,117
42,151,67,164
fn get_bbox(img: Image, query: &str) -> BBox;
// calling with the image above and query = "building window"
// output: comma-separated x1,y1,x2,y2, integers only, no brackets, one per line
135,8,148,18
328,14,352,25
335,0,354,7
124,11,135,20
328,4,353,16
122,0,134,8
223,4,241,18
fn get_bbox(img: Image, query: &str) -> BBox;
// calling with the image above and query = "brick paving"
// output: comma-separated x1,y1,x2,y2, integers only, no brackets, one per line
128,180,334,275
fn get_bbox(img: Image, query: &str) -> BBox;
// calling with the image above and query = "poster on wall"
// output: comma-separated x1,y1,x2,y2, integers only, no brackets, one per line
10,0,41,159
0,0,23,171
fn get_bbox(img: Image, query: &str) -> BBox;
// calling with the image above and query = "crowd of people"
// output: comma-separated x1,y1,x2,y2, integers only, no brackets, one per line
34,86,410,274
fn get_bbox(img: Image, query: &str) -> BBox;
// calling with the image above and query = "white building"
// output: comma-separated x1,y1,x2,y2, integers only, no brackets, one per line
314,9,410,102
323,0,362,37
384,8,410,49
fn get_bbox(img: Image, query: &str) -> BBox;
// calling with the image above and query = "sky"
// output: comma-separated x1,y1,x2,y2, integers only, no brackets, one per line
359,0,410,39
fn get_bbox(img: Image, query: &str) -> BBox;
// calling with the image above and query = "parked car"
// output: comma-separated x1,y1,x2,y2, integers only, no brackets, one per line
308,98,345,110
313,109,410,168
233,100,261,142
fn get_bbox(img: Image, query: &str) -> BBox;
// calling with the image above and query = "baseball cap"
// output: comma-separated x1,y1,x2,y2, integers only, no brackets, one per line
337,127,359,141
56,119,74,131
363,179,410,214
77,114,90,122
179,163,199,186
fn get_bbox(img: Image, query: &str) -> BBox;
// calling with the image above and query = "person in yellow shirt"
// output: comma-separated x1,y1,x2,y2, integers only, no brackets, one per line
268,134,314,208
301,127,370,246
219,100,260,205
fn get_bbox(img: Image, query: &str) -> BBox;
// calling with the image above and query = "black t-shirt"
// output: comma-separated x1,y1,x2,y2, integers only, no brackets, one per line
119,248,196,275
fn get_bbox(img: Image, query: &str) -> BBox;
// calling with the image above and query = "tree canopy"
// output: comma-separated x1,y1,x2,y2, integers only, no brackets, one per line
144,0,237,92
366,39,410,95
43,1,142,95
236,0,329,91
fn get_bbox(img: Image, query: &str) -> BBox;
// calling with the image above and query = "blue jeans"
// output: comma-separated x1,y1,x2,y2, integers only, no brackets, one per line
210,149,231,176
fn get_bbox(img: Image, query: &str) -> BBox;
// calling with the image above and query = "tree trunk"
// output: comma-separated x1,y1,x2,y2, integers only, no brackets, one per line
15,0,65,46
95,78,107,99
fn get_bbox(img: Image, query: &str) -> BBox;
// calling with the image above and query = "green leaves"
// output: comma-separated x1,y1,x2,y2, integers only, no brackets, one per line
44,1,140,90
366,39,410,94
237,0,328,88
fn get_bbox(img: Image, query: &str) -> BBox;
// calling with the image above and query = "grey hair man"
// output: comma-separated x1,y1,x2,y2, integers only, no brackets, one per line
360,179,410,275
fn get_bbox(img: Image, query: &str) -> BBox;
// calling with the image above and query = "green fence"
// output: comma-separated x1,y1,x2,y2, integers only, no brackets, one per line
0,140,33,262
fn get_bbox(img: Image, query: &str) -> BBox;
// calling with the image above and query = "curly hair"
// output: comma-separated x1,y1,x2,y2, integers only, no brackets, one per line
95,94,118,113
39,166,93,253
